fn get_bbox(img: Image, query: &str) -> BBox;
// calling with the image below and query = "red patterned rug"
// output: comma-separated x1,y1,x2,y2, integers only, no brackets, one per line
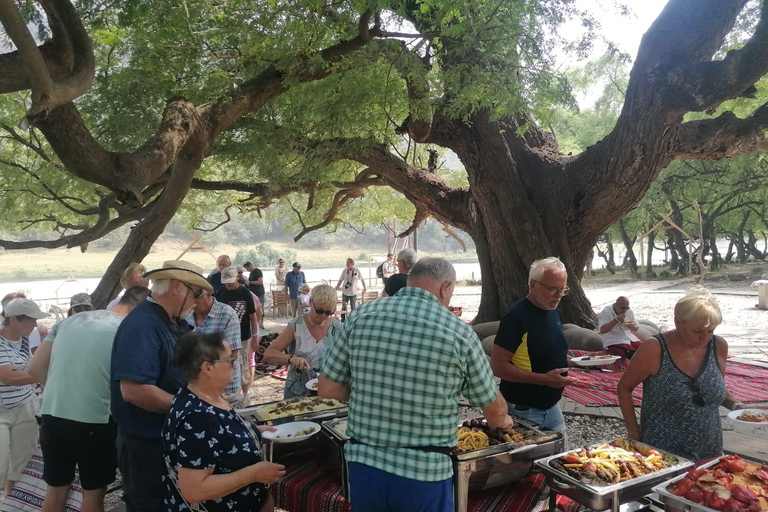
564,350,768,407
272,450,579,512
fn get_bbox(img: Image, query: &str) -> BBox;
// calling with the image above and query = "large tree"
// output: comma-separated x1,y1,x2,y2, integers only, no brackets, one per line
1,0,768,325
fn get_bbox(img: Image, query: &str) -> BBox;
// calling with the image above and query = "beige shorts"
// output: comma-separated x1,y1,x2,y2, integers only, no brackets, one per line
240,347,253,385
0,398,39,482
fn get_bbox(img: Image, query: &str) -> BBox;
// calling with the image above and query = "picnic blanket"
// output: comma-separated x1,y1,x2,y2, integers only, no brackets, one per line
564,350,768,407
0,450,82,512
273,450,579,512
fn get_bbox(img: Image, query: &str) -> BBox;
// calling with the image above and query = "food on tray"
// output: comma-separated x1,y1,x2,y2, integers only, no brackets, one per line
454,418,549,453
739,410,768,423
277,427,315,439
255,397,345,421
550,438,677,486
666,455,768,511
457,427,490,451
329,419,348,438
309,381,318,390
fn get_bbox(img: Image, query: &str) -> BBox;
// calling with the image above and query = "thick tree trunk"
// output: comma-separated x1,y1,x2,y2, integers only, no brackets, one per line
746,230,763,260
724,238,735,262
595,234,617,275
90,157,202,307
645,230,657,277
618,219,638,275
666,231,680,271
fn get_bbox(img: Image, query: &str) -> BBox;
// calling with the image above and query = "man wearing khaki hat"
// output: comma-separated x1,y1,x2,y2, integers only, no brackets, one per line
110,260,212,512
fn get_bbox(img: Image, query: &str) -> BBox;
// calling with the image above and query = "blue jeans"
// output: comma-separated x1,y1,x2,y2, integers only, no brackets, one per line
348,462,452,512
507,402,569,449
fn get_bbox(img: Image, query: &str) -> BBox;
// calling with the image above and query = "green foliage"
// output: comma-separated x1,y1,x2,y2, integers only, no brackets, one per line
234,243,295,268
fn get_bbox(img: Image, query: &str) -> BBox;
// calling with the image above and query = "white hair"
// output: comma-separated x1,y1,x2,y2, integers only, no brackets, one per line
529,257,566,282
151,278,173,296
408,258,456,284
397,248,418,268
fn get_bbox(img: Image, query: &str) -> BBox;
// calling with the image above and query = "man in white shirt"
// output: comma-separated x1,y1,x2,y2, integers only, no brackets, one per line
336,258,366,312
598,296,642,359
382,253,396,285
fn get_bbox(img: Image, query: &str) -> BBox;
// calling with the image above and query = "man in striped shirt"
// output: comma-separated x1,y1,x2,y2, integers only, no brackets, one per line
188,291,242,404
319,258,512,512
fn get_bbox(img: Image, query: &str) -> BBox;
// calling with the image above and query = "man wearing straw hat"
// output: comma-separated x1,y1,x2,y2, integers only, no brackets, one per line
110,260,212,512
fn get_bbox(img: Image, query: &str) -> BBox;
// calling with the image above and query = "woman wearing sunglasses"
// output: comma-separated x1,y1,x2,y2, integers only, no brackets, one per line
163,331,285,512
263,284,342,398
618,287,745,461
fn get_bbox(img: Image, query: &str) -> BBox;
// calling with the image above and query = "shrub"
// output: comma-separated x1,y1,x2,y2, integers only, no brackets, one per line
235,243,295,268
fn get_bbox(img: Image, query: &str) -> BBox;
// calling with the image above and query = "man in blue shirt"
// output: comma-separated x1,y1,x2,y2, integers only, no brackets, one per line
111,260,212,512
284,262,306,317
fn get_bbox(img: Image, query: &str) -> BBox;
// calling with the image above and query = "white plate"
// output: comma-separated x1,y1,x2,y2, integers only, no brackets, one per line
261,421,321,444
571,355,621,367
727,408,768,425
305,378,319,391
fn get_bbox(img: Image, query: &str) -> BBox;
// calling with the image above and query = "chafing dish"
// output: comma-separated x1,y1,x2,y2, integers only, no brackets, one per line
318,415,563,511
317,417,351,499
237,396,348,425
535,440,694,512
653,455,768,512
453,416,564,512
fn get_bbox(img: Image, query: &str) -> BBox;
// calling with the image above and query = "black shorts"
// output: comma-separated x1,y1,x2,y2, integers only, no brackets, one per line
40,415,118,490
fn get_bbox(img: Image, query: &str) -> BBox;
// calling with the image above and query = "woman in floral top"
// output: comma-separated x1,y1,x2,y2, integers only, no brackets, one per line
163,331,285,512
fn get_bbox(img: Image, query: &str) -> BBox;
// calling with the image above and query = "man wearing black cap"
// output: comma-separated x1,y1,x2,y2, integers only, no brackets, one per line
284,262,306,317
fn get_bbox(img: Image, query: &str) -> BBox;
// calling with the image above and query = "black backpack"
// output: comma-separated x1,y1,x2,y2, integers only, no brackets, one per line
376,263,384,278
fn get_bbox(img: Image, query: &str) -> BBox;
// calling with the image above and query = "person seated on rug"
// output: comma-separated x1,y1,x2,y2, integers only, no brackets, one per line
163,331,285,512
617,287,754,462
598,296,642,359
263,284,342,398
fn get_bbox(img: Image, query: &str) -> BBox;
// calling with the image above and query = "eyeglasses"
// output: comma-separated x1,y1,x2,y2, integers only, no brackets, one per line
687,380,705,406
182,283,204,299
534,280,570,296
314,306,335,316
211,356,237,368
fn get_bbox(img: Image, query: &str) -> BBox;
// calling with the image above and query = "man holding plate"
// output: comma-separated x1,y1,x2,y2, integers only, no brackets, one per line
599,296,642,359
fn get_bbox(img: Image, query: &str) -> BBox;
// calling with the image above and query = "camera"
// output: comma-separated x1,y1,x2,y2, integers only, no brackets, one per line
344,282,351,289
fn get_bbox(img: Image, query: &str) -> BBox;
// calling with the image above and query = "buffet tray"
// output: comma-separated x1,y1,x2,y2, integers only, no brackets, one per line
534,440,694,511
652,455,768,512
453,417,563,462
237,397,348,425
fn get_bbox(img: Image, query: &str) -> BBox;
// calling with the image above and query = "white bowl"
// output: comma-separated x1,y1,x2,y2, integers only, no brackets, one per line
261,421,321,444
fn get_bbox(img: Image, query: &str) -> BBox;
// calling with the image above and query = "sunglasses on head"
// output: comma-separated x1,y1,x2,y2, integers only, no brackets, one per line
687,380,706,407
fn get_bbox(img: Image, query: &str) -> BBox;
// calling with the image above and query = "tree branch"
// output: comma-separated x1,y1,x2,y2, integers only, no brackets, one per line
292,188,365,242
0,0,95,126
0,195,152,250
672,0,768,111
397,207,428,237
673,102,768,159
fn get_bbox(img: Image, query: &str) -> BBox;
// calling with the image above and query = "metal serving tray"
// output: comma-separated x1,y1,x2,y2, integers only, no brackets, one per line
454,416,564,512
652,455,768,512
317,417,351,499
534,440,694,512
237,397,348,425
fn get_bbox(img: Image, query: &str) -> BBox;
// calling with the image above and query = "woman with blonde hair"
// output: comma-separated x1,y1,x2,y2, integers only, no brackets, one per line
263,284,342,398
618,287,745,460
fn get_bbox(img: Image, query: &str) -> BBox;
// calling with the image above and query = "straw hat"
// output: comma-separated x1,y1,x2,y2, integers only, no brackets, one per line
143,260,214,293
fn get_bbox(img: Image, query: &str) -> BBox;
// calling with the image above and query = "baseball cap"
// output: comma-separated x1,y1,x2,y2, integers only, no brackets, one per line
221,266,238,284
70,293,93,308
3,298,49,319
278,258,285,263
292,262,302,268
